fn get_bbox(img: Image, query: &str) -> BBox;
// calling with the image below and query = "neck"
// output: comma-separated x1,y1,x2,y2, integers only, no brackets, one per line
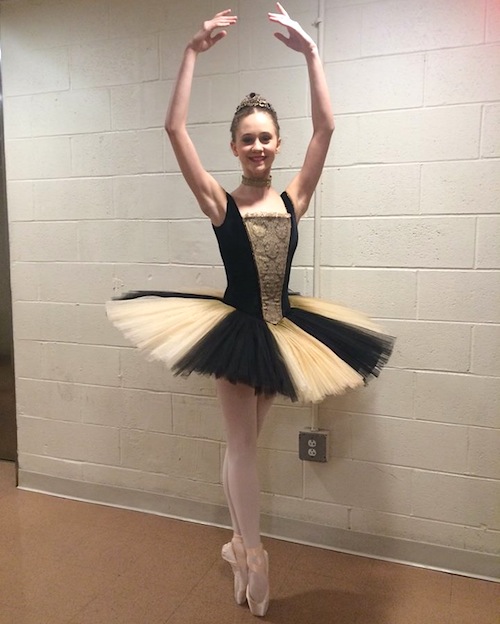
241,174,272,189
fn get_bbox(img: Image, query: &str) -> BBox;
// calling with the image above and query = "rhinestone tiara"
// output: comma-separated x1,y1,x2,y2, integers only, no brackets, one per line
234,92,276,115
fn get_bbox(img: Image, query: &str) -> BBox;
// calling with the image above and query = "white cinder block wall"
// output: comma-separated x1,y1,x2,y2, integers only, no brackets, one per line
1,0,499,574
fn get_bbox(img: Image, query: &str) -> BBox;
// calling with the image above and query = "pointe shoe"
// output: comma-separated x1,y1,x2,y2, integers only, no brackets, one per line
221,535,248,605
246,545,269,617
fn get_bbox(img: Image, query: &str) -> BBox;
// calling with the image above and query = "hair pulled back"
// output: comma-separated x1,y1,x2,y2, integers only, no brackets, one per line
230,92,280,142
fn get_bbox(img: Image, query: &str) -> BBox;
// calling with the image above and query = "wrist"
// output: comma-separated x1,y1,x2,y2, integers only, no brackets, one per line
304,42,319,59
185,41,201,56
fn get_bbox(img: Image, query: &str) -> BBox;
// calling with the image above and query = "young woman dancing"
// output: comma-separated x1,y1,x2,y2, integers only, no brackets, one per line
107,4,393,617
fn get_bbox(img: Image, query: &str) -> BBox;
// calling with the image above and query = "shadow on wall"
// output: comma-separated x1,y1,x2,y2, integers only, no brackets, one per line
0,55,16,461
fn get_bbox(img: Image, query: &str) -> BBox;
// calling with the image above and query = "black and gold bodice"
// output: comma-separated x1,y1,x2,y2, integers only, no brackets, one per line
213,193,298,324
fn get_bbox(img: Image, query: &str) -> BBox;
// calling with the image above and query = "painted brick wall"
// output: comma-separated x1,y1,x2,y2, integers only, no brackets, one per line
1,0,499,558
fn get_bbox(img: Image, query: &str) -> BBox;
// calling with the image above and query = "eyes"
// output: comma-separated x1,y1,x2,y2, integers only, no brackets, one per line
240,133,274,145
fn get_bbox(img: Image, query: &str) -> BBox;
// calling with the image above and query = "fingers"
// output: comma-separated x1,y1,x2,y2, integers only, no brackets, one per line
268,10,291,27
204,9,237,34
214,8,236,18
212,8,237,24
269,2,289,20
268,14,289,29
275,2,288,17
210,18,237,29
211,30,227,45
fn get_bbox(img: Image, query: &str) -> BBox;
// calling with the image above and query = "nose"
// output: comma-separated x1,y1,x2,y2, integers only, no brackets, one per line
252,139,264,152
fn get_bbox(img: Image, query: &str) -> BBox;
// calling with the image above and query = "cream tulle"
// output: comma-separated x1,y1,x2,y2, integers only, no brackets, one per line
268,318,364,403
289,295,383,333
106,295,233,365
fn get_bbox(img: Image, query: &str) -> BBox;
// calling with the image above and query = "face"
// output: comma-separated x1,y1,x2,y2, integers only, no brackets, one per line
230,111,281,177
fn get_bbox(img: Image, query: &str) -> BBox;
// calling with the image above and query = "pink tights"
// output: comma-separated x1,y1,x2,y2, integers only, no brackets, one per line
217,378,274,550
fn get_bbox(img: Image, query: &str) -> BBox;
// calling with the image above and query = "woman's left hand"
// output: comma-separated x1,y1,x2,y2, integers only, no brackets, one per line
268,2,316,55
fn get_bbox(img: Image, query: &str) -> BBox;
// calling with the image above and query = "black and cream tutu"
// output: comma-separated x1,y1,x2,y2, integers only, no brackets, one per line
106,192,394,403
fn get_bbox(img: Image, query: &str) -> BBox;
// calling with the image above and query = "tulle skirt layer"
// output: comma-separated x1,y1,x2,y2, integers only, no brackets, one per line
106,291,394,403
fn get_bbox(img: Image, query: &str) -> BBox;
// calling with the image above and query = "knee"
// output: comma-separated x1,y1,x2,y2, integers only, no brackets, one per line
226,429,258,459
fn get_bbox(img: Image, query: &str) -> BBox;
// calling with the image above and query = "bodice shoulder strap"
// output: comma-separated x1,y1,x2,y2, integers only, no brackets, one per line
281,191,297,221
213,192,238,230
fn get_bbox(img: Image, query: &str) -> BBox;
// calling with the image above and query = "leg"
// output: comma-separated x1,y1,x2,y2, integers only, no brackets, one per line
217,379,273,615
222,451,241,536
256,392,275,437
217,378,262,549
222,390,274,538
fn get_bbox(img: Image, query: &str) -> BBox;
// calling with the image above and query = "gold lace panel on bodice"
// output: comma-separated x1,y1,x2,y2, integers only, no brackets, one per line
242,213,291,324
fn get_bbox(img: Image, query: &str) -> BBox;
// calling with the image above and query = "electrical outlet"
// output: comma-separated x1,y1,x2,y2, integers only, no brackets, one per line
299,428,329,462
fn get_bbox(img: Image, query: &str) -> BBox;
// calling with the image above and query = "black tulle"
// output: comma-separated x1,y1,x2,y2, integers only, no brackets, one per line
174,310,297,400
288,308,394,382
115,290,223,302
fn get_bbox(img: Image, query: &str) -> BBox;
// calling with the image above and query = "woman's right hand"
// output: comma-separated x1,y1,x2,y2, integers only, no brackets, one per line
189,9,237,54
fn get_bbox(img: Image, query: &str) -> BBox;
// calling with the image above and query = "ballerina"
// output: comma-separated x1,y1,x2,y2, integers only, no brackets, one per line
107,4,394,616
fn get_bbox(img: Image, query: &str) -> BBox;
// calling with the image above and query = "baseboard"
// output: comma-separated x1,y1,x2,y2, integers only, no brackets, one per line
18,470,499,583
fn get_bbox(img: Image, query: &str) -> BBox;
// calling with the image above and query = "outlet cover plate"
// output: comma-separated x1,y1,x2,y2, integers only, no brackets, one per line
299,428,329,462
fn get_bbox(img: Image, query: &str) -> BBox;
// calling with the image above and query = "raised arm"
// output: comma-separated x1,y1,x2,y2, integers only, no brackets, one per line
165,10,237,224
268,3,334,220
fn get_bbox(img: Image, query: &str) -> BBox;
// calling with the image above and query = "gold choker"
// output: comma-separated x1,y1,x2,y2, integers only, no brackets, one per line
241,175,272,188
